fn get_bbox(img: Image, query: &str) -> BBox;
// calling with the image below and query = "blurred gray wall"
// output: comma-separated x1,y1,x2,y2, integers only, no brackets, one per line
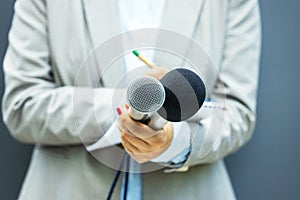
0,0,33,200
0,0,299,199
225,0,300,199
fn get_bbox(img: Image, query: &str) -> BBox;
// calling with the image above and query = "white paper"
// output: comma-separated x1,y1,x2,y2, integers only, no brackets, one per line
86,121,121,152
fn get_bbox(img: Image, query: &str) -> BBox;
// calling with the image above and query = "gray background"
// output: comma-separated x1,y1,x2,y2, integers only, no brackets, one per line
0,0,299,199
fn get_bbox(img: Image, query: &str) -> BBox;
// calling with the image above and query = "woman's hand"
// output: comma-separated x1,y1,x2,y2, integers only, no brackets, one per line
117,66,172,163
117,107,173,163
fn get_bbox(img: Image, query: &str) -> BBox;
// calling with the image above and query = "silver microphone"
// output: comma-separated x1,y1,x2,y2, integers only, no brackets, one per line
126,76,167,130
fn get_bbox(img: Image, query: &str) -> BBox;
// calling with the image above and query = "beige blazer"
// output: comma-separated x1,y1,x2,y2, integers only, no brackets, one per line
2,0,261,199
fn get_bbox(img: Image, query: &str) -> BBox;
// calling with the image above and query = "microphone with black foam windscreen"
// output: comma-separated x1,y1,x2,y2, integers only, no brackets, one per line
126,68,206,130
158,68,206,122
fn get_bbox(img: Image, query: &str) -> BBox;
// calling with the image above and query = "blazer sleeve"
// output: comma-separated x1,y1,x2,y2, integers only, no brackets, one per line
183,0,261,166
2,0,115,145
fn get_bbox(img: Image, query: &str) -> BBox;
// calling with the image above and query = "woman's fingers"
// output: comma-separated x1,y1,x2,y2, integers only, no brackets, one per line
116,104,174,163
118,114,158,138
121,135,139,154
120,122,173,154
121,132,150,151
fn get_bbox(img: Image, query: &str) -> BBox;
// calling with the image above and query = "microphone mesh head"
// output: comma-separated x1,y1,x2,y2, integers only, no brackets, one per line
127,76,165,113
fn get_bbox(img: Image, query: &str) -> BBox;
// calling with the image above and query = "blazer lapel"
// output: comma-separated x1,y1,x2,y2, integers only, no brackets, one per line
154,0,205,67
82,0,123,87
161,0,204,38
81,0,215,88
83,0,120,46
83,0,204,50
154,0,217,92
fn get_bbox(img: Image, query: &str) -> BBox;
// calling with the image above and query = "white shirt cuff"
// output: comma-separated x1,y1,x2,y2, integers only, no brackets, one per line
151,121,191,163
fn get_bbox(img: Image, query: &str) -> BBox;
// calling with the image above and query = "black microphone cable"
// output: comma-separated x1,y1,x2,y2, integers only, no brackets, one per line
106,152,128,200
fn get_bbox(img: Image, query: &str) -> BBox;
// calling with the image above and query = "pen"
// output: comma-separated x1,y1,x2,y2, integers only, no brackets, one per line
132,50,156,69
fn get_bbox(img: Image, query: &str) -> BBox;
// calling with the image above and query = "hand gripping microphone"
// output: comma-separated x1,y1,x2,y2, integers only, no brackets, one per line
126,76,167,130
126,68,206,130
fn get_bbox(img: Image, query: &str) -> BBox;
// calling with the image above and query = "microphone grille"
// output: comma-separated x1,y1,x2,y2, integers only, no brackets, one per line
127,76,165,113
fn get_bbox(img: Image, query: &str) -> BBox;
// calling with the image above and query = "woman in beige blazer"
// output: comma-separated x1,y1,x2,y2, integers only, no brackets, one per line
2,0,261,199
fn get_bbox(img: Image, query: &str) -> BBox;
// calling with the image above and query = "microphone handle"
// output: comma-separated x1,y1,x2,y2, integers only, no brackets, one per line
128,108,168,130
147,112,168,130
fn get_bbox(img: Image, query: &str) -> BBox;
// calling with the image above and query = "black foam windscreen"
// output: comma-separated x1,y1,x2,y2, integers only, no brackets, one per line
158,68,206,122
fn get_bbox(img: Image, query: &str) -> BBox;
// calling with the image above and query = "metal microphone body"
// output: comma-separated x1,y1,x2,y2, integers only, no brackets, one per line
126,76,168,130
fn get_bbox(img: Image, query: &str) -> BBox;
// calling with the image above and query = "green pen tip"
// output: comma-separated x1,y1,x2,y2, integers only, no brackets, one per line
132,50,140,57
